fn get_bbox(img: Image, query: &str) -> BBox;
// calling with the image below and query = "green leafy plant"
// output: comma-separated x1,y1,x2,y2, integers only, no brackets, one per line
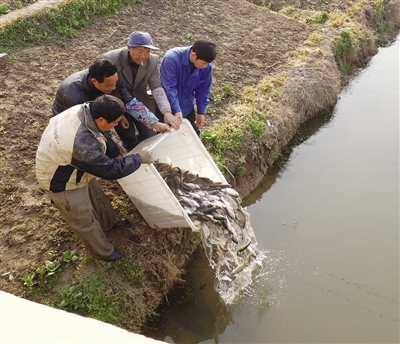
21,273,37,288
35,265,48,277
36,260,61,276
0,4,9,14
14,1,23,9
60,286,86,311
62,250,80,266
200,129,217,142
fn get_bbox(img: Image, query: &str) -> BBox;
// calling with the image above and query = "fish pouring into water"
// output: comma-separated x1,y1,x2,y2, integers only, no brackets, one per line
154,161,260,304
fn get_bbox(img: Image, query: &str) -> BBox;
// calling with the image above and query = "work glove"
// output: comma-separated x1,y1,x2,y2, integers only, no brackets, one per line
138,149,153,164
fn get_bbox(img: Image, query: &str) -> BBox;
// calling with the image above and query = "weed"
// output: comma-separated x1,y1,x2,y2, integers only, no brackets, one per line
310,11,329,24
21,273,37,288
236,166,246,177
60,286,86,311
36,260,61,276
24,160,34,168
333,31,354,73
187,33,194,39
372,0,389,34
207,107,215,115
210,85,233,104
62,250,80,267
249,120,264,140
109,252,143,288
14,1,23,9
60,272,126,326
0,4,9,14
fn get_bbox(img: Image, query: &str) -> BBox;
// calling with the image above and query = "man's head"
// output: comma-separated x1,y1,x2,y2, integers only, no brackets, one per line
88,59,118,94
127,31,159,65
92,95,125,131
190,40,217,69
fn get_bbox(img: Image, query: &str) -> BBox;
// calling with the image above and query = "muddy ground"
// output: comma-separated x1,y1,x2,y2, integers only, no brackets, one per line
0,0,399,333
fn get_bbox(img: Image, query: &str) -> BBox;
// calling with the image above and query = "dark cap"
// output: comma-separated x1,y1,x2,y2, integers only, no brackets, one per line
127,31,159,50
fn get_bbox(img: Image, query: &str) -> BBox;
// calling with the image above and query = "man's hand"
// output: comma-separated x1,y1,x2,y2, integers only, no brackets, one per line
195,114,205,127
118,116,130,129
153,121,171,133
175,112,183,122
137,149,153,164
163,112,181,130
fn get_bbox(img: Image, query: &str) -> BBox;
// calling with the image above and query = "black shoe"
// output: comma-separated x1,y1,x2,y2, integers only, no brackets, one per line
113,218,130,229
104,248,123,262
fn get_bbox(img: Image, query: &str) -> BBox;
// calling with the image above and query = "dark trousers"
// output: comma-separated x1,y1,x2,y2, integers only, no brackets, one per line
185,108,200,136
114,113,155,151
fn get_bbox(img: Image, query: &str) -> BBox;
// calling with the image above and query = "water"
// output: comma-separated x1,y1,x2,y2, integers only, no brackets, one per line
146,36,399,343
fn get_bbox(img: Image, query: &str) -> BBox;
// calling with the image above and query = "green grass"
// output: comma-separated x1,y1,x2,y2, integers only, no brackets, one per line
20,249,144,328
0,0,137,54
333,31,354,73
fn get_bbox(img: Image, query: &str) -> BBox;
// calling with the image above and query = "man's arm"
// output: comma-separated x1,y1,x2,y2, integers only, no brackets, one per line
152,87,181,130
160,56,182,115
194,67,213,115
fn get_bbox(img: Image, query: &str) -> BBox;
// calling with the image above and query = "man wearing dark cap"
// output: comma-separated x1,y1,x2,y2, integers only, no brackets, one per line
159,40,217,135
104,31,181,130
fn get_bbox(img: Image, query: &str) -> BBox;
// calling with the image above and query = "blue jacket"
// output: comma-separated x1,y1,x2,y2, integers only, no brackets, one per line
160,46,212,117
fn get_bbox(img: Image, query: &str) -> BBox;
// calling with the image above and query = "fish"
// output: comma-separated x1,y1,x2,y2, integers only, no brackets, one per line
224,188,240,198
211,211,226,221
197,206,217,214
179,196,199,208
182,182,201,190
231,250,256,275
218,275,232,282
222,218,239,243
219,239,230,252
221,198,235,219
236,240,251,254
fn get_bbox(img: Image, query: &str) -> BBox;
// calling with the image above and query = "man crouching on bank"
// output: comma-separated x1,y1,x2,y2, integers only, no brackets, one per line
36,95,152,261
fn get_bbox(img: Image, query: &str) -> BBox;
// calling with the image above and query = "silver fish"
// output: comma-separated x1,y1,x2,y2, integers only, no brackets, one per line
179,196,199,208
232,251,256,275
236,240,251,254
224,188,240,198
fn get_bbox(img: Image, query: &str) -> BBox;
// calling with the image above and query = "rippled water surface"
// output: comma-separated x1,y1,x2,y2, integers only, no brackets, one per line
147,36,399,344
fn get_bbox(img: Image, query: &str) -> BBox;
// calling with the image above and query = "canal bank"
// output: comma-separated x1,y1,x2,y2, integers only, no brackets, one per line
0,0,399,336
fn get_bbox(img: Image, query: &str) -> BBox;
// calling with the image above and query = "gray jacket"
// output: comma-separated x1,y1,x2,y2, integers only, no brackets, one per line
36,103,141,193
103,47,170,114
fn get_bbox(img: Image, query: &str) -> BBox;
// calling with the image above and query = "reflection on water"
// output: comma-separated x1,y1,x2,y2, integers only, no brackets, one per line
242,111,334,207
145,248,232,344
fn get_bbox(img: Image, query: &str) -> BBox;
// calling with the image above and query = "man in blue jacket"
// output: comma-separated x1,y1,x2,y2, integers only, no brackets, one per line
159,40,217,135
37,95,153,261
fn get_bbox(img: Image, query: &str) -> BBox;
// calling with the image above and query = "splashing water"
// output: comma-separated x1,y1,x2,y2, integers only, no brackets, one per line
155,161,261,304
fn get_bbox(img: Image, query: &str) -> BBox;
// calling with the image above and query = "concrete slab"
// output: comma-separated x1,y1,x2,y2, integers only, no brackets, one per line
0,291,165,344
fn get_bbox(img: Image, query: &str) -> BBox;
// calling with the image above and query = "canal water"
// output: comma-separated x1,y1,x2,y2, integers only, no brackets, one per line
146,35,399,343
